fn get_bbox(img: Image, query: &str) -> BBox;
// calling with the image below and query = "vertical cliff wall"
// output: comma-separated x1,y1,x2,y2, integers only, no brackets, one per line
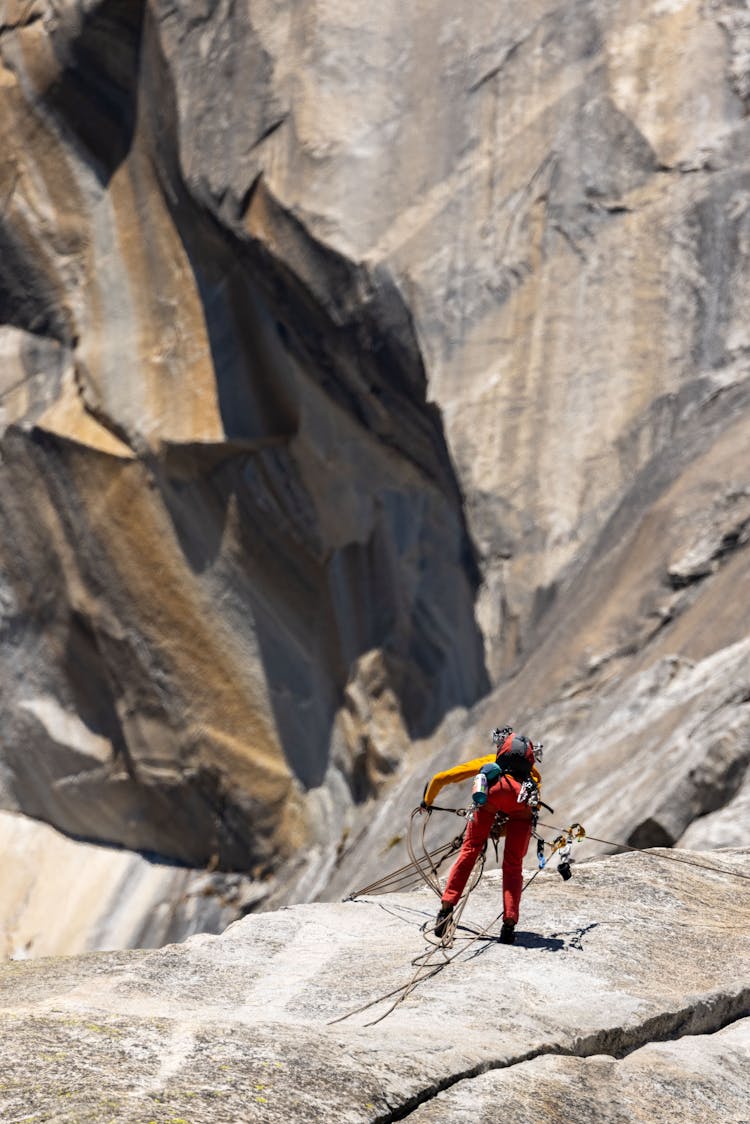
1,0,749,920
0,0,488,872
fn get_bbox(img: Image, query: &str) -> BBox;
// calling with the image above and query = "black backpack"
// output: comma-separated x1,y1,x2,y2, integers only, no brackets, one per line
496,733,533,781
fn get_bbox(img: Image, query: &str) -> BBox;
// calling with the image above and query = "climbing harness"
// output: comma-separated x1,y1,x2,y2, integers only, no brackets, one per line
335,793,749,1027
334,802,577,1027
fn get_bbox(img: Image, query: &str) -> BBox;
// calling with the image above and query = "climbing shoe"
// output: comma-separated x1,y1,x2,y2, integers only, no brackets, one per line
500,919,516,945
434,903,453,938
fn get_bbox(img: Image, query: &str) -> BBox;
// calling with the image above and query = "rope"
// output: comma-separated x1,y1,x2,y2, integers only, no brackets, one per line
332,809,515,1026
333,804,748,1027
405,807,445,896
347,808,468,900
537,822,750,884
332,822,583,1028
348,836,462,898
329,893,500,1028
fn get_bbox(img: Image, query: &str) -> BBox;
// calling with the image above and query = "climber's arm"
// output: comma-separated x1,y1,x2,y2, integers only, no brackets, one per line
422,753,495,807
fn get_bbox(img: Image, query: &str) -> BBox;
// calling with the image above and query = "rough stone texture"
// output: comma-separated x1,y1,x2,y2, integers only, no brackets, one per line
0,850,748,1122
409,1021,750,1123
1,0,750,948
0,810,265,958
0,0,488,877
328,636,750,902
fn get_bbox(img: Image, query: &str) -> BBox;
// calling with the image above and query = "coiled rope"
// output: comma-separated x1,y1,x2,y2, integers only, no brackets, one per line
332,807,748,1026
332,808,511,1026
347,806,472,899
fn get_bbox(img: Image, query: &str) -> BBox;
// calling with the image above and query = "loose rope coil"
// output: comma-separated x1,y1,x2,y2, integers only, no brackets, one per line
334,805,748,1027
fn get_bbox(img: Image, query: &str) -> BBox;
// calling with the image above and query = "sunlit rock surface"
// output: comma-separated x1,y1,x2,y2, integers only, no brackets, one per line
0,811,266,958
0,0,749,949
0,0,488,880
0,850,748,1121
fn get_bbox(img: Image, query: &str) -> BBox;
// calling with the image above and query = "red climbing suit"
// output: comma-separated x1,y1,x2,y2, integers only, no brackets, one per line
424,736,539,924
441,776,532,923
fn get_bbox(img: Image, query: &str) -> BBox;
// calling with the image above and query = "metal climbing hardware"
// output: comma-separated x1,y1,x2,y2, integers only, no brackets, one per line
549,823,586,851
546,823,587,880
557,841,573,880
517,777,540,808
490,812,508,841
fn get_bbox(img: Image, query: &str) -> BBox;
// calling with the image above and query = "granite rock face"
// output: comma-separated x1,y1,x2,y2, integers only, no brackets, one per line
0,849,748,1122
409,1021,750,1124
0,0,487,875
0,810,268,958
1,0,750,941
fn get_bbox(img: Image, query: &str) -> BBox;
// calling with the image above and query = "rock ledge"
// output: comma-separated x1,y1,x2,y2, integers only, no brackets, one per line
1,847,747,1122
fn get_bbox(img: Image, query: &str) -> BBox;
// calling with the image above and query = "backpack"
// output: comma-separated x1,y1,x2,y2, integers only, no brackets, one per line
471,733,536,805
495,732,534,782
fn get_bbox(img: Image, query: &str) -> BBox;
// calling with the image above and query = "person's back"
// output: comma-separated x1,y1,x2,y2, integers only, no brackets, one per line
423,726,543,943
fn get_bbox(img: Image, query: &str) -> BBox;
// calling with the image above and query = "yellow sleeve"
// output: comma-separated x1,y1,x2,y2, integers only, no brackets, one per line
423,753,495,806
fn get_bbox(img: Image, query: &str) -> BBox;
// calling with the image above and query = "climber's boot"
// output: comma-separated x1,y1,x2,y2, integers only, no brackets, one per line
434,903,453,939
500,918,516,944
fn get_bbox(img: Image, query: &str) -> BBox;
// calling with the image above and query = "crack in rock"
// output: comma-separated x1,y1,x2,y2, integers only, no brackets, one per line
373,986,750,1122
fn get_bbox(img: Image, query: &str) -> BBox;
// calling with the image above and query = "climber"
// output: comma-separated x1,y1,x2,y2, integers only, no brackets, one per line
422,727,542,945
